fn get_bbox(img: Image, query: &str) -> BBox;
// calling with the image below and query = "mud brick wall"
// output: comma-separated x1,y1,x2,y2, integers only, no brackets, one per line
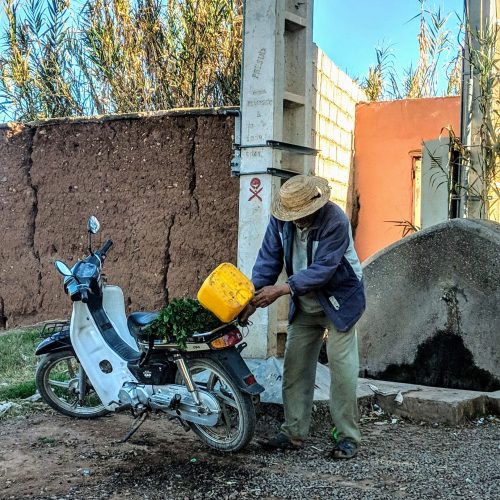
0,109,238,329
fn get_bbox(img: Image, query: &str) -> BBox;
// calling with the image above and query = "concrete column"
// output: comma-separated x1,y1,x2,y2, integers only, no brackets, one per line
237,0,314,358
462,0,497,218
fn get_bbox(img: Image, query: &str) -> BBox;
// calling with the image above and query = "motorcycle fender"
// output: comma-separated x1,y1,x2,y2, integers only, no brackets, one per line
35,329,74,356
205,348,265,396
70,301,139,411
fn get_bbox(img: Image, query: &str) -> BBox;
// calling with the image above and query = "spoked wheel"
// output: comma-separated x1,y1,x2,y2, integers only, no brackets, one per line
175,357,255,452
36,350,108,418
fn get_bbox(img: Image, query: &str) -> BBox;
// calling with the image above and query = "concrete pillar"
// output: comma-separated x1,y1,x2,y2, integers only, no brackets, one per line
236,0,314,358
462,0,498,218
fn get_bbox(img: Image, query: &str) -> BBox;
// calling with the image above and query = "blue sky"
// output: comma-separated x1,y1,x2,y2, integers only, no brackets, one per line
313,0,464,85
0,0,465,122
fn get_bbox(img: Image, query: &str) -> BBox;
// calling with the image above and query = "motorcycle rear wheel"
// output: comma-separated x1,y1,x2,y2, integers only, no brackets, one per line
36,350,108,419
175,357,255,452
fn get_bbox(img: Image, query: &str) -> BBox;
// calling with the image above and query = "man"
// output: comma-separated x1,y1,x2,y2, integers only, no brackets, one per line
240,174,365,459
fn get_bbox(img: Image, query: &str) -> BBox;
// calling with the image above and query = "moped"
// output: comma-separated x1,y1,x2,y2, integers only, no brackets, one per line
35,216,263,452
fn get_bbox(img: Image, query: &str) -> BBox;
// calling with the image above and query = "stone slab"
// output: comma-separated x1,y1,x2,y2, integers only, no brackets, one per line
357,378,422,398
486,390,500,414
249,361,499,425
360,380,496,425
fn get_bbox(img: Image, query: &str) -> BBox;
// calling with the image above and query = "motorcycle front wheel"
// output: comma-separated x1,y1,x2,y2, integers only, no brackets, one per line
36,350,108,418
175,357,255,452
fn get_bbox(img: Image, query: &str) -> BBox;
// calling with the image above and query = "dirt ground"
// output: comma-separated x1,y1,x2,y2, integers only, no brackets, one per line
1,406,499,500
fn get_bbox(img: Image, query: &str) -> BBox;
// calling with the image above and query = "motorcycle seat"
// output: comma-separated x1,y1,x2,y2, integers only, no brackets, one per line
127,312,160,341
128,311,160,328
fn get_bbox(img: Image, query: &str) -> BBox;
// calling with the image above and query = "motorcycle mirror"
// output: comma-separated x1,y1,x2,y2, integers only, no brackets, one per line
54,260,73,277
87,216,100,235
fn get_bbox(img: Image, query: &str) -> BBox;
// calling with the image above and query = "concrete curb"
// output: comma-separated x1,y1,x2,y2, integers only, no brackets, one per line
248,359,498,426
357,379,499,425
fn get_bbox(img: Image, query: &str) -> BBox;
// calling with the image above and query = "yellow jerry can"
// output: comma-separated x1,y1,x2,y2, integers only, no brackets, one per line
197,263,255,323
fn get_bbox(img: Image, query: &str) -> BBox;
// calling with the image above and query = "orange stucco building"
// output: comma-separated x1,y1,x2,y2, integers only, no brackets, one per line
353,97,461,262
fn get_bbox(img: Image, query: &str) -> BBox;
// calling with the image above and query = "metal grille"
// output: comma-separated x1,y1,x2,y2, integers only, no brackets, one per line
40,320,70,339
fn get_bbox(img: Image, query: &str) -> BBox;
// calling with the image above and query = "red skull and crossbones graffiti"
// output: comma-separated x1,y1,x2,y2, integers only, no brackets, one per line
248,177,263,202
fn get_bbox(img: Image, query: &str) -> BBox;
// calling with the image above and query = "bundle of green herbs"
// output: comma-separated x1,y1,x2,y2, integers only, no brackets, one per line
146,299,222,350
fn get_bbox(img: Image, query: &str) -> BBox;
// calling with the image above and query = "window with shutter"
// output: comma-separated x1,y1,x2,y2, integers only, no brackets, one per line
420,138,451,228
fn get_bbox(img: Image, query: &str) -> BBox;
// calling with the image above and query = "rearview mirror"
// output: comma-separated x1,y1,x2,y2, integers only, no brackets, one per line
87,216,100,235
54,260,72,277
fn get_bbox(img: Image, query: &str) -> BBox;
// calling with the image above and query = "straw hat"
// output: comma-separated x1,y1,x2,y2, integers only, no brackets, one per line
271,175,331,221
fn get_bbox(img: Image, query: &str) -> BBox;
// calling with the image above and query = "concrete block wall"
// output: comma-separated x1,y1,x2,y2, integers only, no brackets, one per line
312,46,366,215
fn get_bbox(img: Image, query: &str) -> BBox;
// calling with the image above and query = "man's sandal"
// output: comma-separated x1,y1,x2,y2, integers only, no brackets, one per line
328,438,358,459
256,432,304,450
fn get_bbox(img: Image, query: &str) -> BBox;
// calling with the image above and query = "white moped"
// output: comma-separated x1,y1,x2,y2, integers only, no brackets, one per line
35,216,263,452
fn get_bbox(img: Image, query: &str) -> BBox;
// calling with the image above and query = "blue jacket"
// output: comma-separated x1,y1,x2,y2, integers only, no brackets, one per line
252,202,365,332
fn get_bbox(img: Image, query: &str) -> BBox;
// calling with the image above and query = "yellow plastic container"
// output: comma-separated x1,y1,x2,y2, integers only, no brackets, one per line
197,263,255,323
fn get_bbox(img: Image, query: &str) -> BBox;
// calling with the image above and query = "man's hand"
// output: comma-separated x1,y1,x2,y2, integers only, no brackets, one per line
239,303,257,325
251,284,290,308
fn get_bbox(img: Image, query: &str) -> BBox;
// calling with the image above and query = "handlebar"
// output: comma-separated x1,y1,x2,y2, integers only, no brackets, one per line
59,234,114,303
70,240,111,302
98,239,113,257
87,239,113,268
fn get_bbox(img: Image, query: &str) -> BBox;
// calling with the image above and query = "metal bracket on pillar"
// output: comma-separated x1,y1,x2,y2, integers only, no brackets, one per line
231,140,320,179
235,141,318,155
265,140,318,156
230,151,241,176
232,167,300,179
231,141,319,176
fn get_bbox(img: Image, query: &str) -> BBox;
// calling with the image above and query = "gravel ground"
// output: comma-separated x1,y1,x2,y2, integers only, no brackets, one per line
1,405,499,499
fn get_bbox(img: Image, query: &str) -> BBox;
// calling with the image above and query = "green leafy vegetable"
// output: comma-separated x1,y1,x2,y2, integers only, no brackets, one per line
146,299,222,350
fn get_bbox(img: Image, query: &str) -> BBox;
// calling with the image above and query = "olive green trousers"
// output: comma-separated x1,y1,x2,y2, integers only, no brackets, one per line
280,310,361,443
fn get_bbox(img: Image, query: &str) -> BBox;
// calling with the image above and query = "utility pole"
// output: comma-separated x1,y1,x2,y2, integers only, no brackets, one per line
461,0,499,219
234,0,315,358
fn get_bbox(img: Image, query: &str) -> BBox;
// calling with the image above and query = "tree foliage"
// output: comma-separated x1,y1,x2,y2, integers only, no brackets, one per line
0,0,242,121
0,0,463,121
361,0,462,101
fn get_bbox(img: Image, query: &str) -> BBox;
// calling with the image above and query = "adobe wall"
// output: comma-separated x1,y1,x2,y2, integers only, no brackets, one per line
0,109,238,329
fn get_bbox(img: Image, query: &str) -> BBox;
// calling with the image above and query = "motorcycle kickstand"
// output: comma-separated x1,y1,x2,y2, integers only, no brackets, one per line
170,415,191,432
120,410,149,443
